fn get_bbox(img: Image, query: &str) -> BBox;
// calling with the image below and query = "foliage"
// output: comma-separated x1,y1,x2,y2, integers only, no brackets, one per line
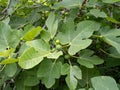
0,0,120,90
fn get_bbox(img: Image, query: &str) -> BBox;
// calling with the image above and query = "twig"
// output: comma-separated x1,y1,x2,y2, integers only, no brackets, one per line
0,0,11,20
1,0,11,14
78,0,89,17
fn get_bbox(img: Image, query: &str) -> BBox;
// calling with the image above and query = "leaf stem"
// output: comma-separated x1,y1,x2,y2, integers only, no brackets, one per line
70,55,80,59
0,0,11,20
92,35,103,38
0,65,6,72
62,44,70,48
99,48,109,55
68,59,72,66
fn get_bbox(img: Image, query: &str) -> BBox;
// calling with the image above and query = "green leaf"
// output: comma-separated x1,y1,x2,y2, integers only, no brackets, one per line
65,65,82,90
69,39,92,55
26,39,50,51
18,24,34,38
57,20,100,55
100,29,120,54
24,87,32,90
78,89,86,90
2,17,10,24
105,58,120,68
68,21,100,55
26,39,62,59
91,76,119,90
9,10,41,29
86,0,98,7
15,69,38,90
18,43,29,56
7,0,19,15
4,63,17,77
89,9,107,18
53,0,83,9
26,10,41,24
3,84,12,90
23,26,42,41
0,48,15,57
117,84,120,90
77,49,104,68
47,51,63,59
88,88,94,90
0,58,18,64
46,12,58,39
26,39,50,55
80,67,100,86
61,63,70,75
106,17,120,24
37,59,62,88
18,47,44,69
102,0,120,3
57,18,76,44
9,15,28,29
109,47,120,58
24,76,39,86
40,30,51,42
0,22,21,52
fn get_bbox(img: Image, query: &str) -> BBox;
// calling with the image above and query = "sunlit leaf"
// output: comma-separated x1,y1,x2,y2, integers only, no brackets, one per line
40,30,51,42
47,51,63,59
106,17,120,24
26,39,50,55
0,58,18,64
0,48,15,57
23,26,42,41
18,47,44,69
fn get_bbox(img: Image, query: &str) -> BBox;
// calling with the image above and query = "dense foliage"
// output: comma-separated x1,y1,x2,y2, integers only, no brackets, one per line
0,0,120,90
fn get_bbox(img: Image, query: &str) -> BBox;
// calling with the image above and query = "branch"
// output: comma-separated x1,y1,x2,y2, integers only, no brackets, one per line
78,0,89,17
0,0,11,20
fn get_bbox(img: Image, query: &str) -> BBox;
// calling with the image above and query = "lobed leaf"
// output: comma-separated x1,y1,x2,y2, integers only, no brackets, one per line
65,65,82,90
100,29,120,54
77,49,104,68
68,21,100,55
37,59,62,88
